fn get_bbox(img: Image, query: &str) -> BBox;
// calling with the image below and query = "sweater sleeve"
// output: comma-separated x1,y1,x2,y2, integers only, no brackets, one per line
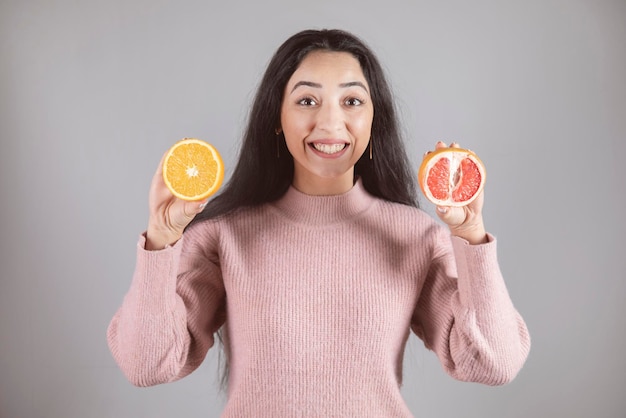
411,230,531,385
106,223,226,387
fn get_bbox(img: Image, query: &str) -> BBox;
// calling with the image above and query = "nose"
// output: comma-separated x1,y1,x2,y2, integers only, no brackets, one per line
315,102,344,133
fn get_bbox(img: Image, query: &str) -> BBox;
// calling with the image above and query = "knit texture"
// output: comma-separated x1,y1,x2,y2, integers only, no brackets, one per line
107,179,530,417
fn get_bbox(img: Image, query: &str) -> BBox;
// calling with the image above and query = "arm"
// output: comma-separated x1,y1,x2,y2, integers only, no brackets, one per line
411,230,531,385
107,225,226,387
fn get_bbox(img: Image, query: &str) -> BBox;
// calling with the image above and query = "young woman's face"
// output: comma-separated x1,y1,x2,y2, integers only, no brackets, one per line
280,50,374,195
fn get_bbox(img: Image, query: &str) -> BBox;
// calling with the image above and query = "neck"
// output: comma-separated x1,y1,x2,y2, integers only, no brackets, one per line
292,169,355,196
272,177,373,225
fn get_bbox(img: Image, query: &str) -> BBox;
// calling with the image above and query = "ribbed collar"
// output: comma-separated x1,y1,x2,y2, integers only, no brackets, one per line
270,178,375,226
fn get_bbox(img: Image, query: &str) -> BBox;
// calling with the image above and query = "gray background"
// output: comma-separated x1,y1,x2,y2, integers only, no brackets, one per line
1,0,624,417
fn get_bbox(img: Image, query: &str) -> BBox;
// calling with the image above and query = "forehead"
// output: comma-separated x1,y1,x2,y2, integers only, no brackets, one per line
288,51,367,84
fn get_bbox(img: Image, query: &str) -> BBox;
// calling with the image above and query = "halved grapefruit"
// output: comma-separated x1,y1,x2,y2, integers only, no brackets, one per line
418,147,486,207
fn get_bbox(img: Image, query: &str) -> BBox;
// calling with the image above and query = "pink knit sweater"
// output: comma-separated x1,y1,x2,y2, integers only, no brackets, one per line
107,179,530,417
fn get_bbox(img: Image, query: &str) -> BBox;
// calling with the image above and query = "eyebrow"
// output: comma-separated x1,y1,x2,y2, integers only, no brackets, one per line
290,80,369,94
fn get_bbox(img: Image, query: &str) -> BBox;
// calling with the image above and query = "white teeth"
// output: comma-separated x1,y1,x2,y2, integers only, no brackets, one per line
312,143,346,154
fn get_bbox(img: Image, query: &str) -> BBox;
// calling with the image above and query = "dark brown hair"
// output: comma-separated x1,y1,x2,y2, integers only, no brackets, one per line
190,28,418,229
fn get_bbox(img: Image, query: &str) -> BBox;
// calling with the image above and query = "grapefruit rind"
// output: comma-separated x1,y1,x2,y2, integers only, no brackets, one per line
162,138,225,201
418,148,486,207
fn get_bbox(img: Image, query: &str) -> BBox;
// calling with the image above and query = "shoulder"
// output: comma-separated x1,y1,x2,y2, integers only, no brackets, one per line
185,204,272,238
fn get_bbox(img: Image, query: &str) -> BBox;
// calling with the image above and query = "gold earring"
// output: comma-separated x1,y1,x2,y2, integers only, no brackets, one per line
369,140,373,160
275,128,282,158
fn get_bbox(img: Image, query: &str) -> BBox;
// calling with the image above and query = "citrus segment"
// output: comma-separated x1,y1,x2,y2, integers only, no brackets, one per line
418,147,486,207
162,138,224,201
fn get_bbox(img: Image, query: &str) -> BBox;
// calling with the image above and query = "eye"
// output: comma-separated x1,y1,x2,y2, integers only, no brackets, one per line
345,97,364,106
297,97,317,106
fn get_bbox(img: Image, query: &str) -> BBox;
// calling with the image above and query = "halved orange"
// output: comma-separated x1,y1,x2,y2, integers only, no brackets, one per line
162,138,224,201
418,147,486,207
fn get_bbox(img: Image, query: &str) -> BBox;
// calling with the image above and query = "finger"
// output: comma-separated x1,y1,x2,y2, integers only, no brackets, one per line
435,205,466,227
423,141,447,158
153,149,169,177
182,199,209,219
149,159,174,204
169,200,199,231
450,142,461,149
150,151,171,197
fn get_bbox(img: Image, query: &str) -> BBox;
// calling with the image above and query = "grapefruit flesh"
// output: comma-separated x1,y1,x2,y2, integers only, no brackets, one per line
419,148,486,207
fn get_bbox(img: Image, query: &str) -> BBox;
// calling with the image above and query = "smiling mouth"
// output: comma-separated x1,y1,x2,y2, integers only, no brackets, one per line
310,143,348,154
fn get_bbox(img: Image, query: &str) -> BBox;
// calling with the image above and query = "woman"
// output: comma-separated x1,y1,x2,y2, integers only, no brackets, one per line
108,28,530,417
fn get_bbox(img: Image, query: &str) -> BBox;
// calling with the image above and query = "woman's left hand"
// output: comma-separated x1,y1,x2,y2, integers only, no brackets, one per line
425,141,488,244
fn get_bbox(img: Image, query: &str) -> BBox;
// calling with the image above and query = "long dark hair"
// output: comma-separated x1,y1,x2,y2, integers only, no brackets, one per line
190,28,418,229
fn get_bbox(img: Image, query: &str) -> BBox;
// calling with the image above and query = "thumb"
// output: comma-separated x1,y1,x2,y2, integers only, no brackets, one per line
435,206,466,228
183,199,208,220
171,199,209,232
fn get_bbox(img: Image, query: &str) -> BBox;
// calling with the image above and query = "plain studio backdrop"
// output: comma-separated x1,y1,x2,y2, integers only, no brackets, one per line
1,1,624,417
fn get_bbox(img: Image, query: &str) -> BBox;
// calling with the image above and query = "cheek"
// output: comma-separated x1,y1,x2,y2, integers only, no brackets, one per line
282,120,311,155
352,113,374,139
282,112,312,138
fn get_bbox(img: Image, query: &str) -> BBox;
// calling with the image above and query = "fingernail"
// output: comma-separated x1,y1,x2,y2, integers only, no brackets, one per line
437,206,448,214
198,201,208,210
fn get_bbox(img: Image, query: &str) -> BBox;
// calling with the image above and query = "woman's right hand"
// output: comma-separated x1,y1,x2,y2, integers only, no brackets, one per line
145,151,208,250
